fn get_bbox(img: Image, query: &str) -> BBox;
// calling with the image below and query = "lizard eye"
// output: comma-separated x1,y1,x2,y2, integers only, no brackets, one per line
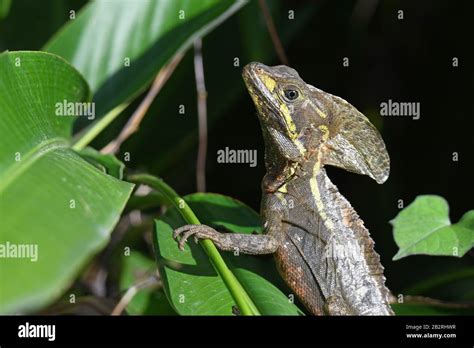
283,89,299,101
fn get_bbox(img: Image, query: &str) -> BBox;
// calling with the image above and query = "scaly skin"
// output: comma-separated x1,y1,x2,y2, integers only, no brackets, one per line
174,62,393,315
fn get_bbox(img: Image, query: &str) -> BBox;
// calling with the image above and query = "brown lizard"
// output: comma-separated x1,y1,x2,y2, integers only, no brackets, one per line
174,62,393,315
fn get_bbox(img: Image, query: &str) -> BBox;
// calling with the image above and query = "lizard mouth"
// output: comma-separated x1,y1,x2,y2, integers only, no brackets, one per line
242,63,273,101
242,62,288,131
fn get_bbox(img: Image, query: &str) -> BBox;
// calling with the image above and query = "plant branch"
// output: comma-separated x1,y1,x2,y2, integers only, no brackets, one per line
399,295,474,310
111,275,160,316
193,38,208,192
101,51,185,155
127,174,261,316
258,0,289,65
72,103,129,151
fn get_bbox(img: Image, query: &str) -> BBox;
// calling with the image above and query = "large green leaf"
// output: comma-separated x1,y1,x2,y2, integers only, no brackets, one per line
0,51,134,314
154,193,304,315
44,0,248,117
391,195,474,260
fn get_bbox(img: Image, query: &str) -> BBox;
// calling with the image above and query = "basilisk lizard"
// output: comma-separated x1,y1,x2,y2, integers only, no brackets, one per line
174,62,393,315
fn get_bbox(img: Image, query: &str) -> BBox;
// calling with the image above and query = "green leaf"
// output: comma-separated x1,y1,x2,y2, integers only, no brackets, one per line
391,195,474,260
119,250,176,315
186,193,263,234
44,0,248,117
0,0,11,20
155,220,235,315
0,51,134,314
77,147,125,180
154,193,304,315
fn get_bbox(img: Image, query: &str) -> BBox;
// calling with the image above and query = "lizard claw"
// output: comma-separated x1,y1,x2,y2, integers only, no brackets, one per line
173,225,191,240
173,225,195,250
173,224,220,251
178,229,199,250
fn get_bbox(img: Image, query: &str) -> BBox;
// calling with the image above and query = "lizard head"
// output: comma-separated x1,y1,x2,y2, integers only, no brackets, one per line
242,62,312,162
242,62,390,184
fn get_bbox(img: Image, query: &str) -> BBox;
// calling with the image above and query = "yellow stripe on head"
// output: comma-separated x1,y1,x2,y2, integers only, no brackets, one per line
306,98,327,118
279,103,297,137
279,103,306,155
260,75,276,92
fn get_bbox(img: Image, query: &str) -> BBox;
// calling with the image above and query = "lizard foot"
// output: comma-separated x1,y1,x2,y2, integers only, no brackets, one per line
173,224,219,251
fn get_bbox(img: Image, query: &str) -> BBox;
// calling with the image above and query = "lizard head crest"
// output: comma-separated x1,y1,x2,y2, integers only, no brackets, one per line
242,62,390,184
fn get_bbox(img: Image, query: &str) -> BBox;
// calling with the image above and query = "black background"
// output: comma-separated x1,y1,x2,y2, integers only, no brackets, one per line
0,315,473,345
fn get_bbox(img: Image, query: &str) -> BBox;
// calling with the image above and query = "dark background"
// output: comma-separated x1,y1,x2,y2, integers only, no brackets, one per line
2,0,473,302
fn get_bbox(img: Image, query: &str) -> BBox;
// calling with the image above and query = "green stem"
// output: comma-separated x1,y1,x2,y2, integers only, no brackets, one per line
125,192,166,212
72,103,129,151
128,174,260,316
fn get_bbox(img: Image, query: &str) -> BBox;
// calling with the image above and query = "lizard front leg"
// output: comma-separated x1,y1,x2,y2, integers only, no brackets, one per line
173,224,281,255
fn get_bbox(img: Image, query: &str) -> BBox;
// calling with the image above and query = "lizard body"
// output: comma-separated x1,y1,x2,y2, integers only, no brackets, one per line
174,62,393,315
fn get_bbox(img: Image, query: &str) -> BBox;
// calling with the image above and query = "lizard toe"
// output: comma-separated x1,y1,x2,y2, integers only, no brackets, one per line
173,224,195,239
177,229,200,250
